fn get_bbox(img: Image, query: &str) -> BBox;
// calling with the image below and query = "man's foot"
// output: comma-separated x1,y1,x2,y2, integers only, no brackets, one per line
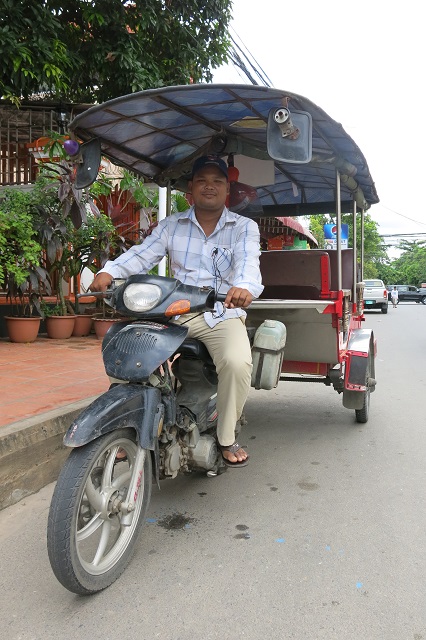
218,442,249,467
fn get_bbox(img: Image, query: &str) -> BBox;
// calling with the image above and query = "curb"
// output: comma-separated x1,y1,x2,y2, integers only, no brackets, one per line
0,396,99,511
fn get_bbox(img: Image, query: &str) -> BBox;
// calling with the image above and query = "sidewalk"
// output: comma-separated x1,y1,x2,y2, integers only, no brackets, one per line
0,335,110,510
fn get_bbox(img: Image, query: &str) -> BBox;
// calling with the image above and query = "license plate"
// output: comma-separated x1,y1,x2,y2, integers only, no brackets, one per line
365,300,374,305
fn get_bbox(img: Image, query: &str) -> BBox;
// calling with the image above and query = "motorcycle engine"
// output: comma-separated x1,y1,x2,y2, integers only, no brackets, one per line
186,433,217,471
162,433,217,476
163,441,181,479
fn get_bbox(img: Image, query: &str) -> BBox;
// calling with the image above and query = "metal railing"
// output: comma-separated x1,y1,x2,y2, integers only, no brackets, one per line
0,104,59,186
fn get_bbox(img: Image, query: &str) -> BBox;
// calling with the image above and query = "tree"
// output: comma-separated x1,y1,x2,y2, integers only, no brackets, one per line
392,241,426,286
1,0,232,105
0,1,72,105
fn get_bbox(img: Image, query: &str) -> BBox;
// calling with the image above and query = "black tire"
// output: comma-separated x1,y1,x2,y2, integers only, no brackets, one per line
421,297,426,305
355,357,372,424
47,428,152,595
381,304,388,314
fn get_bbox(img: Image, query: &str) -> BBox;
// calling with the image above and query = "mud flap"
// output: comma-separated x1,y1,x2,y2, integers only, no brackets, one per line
342,329,376,410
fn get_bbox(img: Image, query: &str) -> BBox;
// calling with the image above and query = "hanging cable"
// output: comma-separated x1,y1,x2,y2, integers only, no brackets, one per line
230,28,274,87
230,36,270,86
228,45,259,85
161,2,274,89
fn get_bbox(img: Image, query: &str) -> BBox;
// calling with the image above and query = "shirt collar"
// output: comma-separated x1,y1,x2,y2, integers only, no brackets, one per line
182,206,237,227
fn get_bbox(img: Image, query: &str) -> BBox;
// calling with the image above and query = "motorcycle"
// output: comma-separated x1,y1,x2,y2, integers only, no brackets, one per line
47,274,231,595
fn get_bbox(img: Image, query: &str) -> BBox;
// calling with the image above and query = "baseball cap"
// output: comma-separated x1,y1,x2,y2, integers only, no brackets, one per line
191,155,228,180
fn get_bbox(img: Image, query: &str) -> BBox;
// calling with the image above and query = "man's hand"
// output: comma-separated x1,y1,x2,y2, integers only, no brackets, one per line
89,272,113,293
224,287,254,309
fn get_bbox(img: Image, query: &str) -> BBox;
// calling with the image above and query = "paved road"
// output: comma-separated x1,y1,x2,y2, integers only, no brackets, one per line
1,304,425,640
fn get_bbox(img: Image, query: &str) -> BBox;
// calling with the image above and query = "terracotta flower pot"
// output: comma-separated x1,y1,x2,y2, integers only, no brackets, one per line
72,314,93,337
5,316,41,343
45,315,76,339
93,317,125,340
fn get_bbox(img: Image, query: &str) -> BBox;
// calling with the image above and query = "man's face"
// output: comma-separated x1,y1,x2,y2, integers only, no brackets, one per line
189,166,229,212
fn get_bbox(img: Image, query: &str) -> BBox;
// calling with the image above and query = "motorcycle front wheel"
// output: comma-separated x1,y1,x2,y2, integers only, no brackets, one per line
47,428,152,595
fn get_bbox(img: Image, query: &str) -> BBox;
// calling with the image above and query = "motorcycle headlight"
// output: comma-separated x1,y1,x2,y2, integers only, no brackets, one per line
123,283,162,312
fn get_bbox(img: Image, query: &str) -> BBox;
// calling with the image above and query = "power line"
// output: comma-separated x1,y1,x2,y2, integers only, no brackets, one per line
229,27,274,87
379,233,426,238
161,3,272,88
228,41,260,85
379,204,426,228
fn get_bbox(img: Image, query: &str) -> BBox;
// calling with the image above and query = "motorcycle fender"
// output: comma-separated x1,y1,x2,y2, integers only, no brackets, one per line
344,329,376,393
64,384,163,449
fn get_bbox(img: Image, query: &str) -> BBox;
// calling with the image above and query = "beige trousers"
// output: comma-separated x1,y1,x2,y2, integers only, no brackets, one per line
173,314,252,446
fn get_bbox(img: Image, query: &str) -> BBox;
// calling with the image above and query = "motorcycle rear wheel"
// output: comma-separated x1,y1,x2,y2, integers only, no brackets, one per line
47,428,152,595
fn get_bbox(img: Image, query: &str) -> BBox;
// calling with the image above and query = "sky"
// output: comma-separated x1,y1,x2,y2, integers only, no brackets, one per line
213,0,426,250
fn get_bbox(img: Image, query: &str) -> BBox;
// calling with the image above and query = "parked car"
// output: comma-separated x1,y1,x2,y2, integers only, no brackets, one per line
386,285,426,305
363,279,388,313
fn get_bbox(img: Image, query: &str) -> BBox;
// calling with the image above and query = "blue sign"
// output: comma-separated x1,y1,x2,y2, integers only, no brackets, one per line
324,223,349,249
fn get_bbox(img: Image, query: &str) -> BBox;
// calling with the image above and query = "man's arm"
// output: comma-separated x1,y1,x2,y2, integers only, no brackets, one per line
89,221,169,292
225,219,263,308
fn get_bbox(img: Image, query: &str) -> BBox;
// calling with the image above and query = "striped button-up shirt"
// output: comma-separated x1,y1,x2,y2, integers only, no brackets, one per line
100,206,263,325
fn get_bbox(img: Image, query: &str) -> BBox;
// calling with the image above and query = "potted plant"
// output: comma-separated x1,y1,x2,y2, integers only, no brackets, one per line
68,212,125,336
40,301,76,339
30,145,127,338
31,144,105,336
30,181,77,338
92,299,128,340
0,188,50,342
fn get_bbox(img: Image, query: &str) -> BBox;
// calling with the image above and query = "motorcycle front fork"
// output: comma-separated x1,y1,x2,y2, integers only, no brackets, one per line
120,448,147,525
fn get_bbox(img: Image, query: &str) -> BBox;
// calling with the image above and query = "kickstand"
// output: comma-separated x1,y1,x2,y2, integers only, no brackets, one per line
206,456,227,477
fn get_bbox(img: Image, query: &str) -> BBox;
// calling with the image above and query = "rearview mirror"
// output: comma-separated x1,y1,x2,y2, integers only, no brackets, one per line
74,138,101,189
267,108,312,164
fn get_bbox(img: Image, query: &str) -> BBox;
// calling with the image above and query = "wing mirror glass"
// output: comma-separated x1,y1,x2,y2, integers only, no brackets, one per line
267,108,312,164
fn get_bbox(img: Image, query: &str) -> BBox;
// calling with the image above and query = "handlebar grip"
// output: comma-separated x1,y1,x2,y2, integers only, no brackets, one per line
215,293,227,303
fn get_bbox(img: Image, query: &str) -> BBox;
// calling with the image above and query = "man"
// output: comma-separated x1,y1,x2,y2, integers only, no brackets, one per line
90,155,263,467
391,286,399,308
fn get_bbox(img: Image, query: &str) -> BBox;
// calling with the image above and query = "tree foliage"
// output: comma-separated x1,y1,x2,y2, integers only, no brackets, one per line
0,189,43,287
377,241,426,287
308,212,388,278
1,0,232,104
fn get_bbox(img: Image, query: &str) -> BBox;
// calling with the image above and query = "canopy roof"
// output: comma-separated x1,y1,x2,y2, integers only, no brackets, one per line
257,216,318,247
70,84,379,215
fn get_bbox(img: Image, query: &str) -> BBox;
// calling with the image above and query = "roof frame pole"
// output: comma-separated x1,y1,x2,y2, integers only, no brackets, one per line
352,198,357,303
157,184,170,276
360,208,365,282
336,170,342,291
166,181,173,276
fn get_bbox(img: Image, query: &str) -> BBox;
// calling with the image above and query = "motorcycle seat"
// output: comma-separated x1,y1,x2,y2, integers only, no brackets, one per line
177,338,214,365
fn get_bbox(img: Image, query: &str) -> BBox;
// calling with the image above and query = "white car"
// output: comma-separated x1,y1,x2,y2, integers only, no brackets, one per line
363,279,388,314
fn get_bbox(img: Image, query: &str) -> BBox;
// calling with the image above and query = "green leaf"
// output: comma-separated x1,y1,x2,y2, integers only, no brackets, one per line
1,0,232,102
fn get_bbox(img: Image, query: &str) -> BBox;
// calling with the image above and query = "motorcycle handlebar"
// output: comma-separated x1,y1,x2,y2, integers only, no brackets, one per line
76,291,113,299
77,282,228,313
78,287,228,302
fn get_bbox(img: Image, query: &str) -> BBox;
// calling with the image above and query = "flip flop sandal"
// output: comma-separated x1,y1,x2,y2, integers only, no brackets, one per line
218,442,249,468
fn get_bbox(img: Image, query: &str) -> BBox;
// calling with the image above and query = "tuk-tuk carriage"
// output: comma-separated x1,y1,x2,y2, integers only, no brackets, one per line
69,83,379,423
